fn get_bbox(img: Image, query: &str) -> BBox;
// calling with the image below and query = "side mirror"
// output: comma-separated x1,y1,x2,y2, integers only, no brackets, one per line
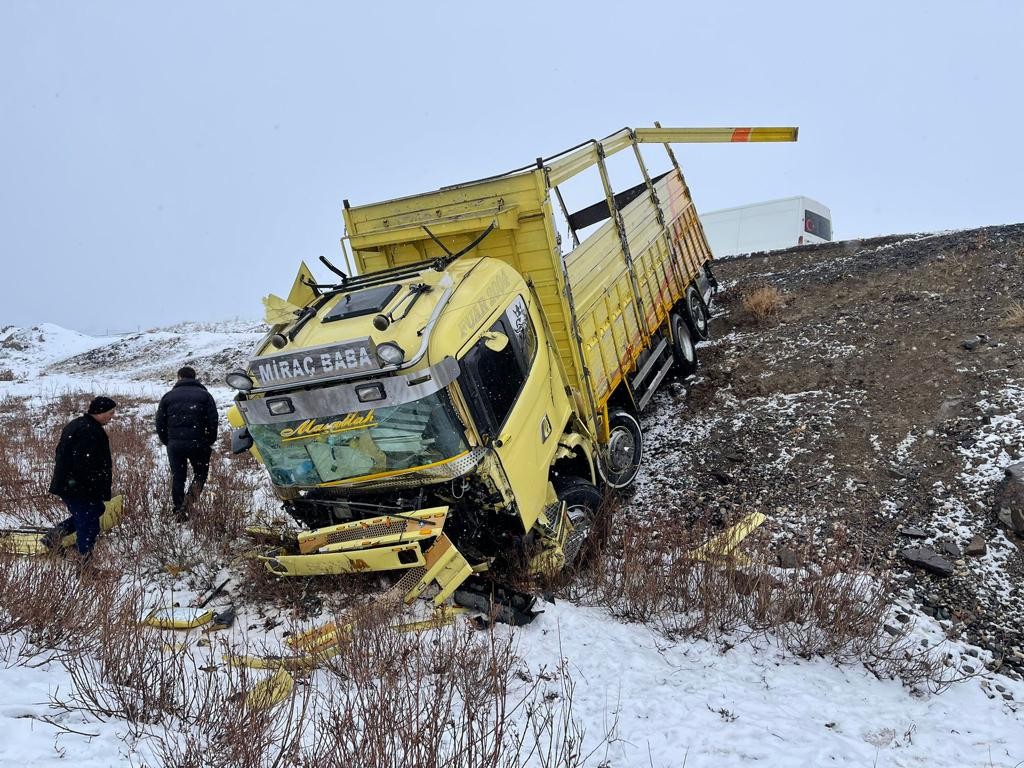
481,331,509,352
231,427,254,454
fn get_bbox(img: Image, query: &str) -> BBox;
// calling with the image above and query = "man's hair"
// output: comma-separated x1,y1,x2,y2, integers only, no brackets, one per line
177,366,197,380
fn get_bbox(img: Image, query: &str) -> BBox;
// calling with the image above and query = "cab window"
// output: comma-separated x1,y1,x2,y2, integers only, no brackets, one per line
460,296,537,439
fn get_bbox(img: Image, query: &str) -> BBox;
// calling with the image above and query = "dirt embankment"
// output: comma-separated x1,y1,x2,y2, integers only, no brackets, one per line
636,224,1024,674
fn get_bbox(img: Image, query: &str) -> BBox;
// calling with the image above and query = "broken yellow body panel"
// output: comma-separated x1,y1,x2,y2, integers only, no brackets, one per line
263,543,425,576
259,505,477,614
688,512,767,565
0,496,124,556
144,606,214,630
296,507,448,554
245,667,294,711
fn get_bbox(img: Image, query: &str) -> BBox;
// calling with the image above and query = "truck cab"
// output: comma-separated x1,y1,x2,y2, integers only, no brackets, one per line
231,256,573,572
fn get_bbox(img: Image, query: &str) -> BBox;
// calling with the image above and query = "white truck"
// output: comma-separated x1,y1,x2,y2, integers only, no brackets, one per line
699,196,832,257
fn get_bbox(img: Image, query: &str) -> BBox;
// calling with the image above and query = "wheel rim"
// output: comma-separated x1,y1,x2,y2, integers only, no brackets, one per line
677,318,695,362
607,426,637,475
688,292,707,333
563,504,592,564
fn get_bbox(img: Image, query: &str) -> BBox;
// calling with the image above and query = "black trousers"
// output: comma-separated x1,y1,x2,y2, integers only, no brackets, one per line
166,443,212,511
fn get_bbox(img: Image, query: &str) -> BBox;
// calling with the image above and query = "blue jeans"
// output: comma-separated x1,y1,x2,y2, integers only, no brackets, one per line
61,498,105,557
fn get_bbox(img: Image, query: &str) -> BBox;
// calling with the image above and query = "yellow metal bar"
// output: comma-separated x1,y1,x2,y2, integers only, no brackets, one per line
143,607,213,630
319,528,442,554
245,667,294,711
286,620,351,651
226,648,341,671
635,127,798,144
599,128,633,155
546,127,796,186
688,512,767,563
546,144,600,187
395,606,468,633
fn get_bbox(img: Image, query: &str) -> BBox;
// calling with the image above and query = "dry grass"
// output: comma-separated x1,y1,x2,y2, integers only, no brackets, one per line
1002,300,1024,328
741,284,785,324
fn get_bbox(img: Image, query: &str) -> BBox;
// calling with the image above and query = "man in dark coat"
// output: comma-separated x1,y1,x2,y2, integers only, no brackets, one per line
155,366,219,520
48,396,117,559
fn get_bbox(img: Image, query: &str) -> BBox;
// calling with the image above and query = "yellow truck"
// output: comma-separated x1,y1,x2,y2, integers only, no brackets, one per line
226,125,797,621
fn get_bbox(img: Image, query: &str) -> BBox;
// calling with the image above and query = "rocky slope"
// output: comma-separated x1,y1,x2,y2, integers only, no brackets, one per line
634,223,1024,676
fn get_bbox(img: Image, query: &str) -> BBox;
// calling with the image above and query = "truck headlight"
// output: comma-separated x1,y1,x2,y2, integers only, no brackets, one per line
225,369,255,391
376,342,405,366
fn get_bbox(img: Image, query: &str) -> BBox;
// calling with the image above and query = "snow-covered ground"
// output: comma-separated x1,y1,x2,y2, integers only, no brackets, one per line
1,322,1022,767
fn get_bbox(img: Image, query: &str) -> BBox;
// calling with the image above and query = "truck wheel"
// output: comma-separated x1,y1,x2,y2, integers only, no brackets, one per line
603,410,643,489
685,285,710,340
671,312,698,377
553,476,602,566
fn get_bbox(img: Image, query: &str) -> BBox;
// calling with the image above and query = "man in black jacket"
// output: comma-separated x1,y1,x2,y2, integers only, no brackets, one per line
48,396,117,559
155,366,219,521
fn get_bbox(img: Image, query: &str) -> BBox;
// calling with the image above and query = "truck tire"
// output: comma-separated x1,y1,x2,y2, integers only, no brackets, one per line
685,285,710,340
671,312,698,377
552,476,602,566
603,409,643,489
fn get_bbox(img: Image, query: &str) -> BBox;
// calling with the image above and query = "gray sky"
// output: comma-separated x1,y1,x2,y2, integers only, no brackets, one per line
2,2,1021,334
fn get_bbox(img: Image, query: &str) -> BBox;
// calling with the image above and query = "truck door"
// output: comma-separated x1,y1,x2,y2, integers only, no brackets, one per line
458,295,558,530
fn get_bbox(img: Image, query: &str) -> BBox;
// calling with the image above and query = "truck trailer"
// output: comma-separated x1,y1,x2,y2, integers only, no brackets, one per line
225,125,797,619
700,195,831,257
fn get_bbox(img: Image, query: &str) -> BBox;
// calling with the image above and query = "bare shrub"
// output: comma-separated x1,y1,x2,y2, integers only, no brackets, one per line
302,613,591,768
186,450,264,557
741,284,784,324
0,368,14,381
567,509,960,690
0,405,67,526
140,661,313,768
0,553,115,661
136,623,593,768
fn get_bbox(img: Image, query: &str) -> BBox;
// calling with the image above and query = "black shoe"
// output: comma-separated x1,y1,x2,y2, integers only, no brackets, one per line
41,520,75,550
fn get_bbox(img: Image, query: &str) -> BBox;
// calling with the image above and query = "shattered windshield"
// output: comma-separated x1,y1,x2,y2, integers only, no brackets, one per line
248,391,469,486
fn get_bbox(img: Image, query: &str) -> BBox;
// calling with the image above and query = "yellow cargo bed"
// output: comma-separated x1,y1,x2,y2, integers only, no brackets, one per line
342,125,794,433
